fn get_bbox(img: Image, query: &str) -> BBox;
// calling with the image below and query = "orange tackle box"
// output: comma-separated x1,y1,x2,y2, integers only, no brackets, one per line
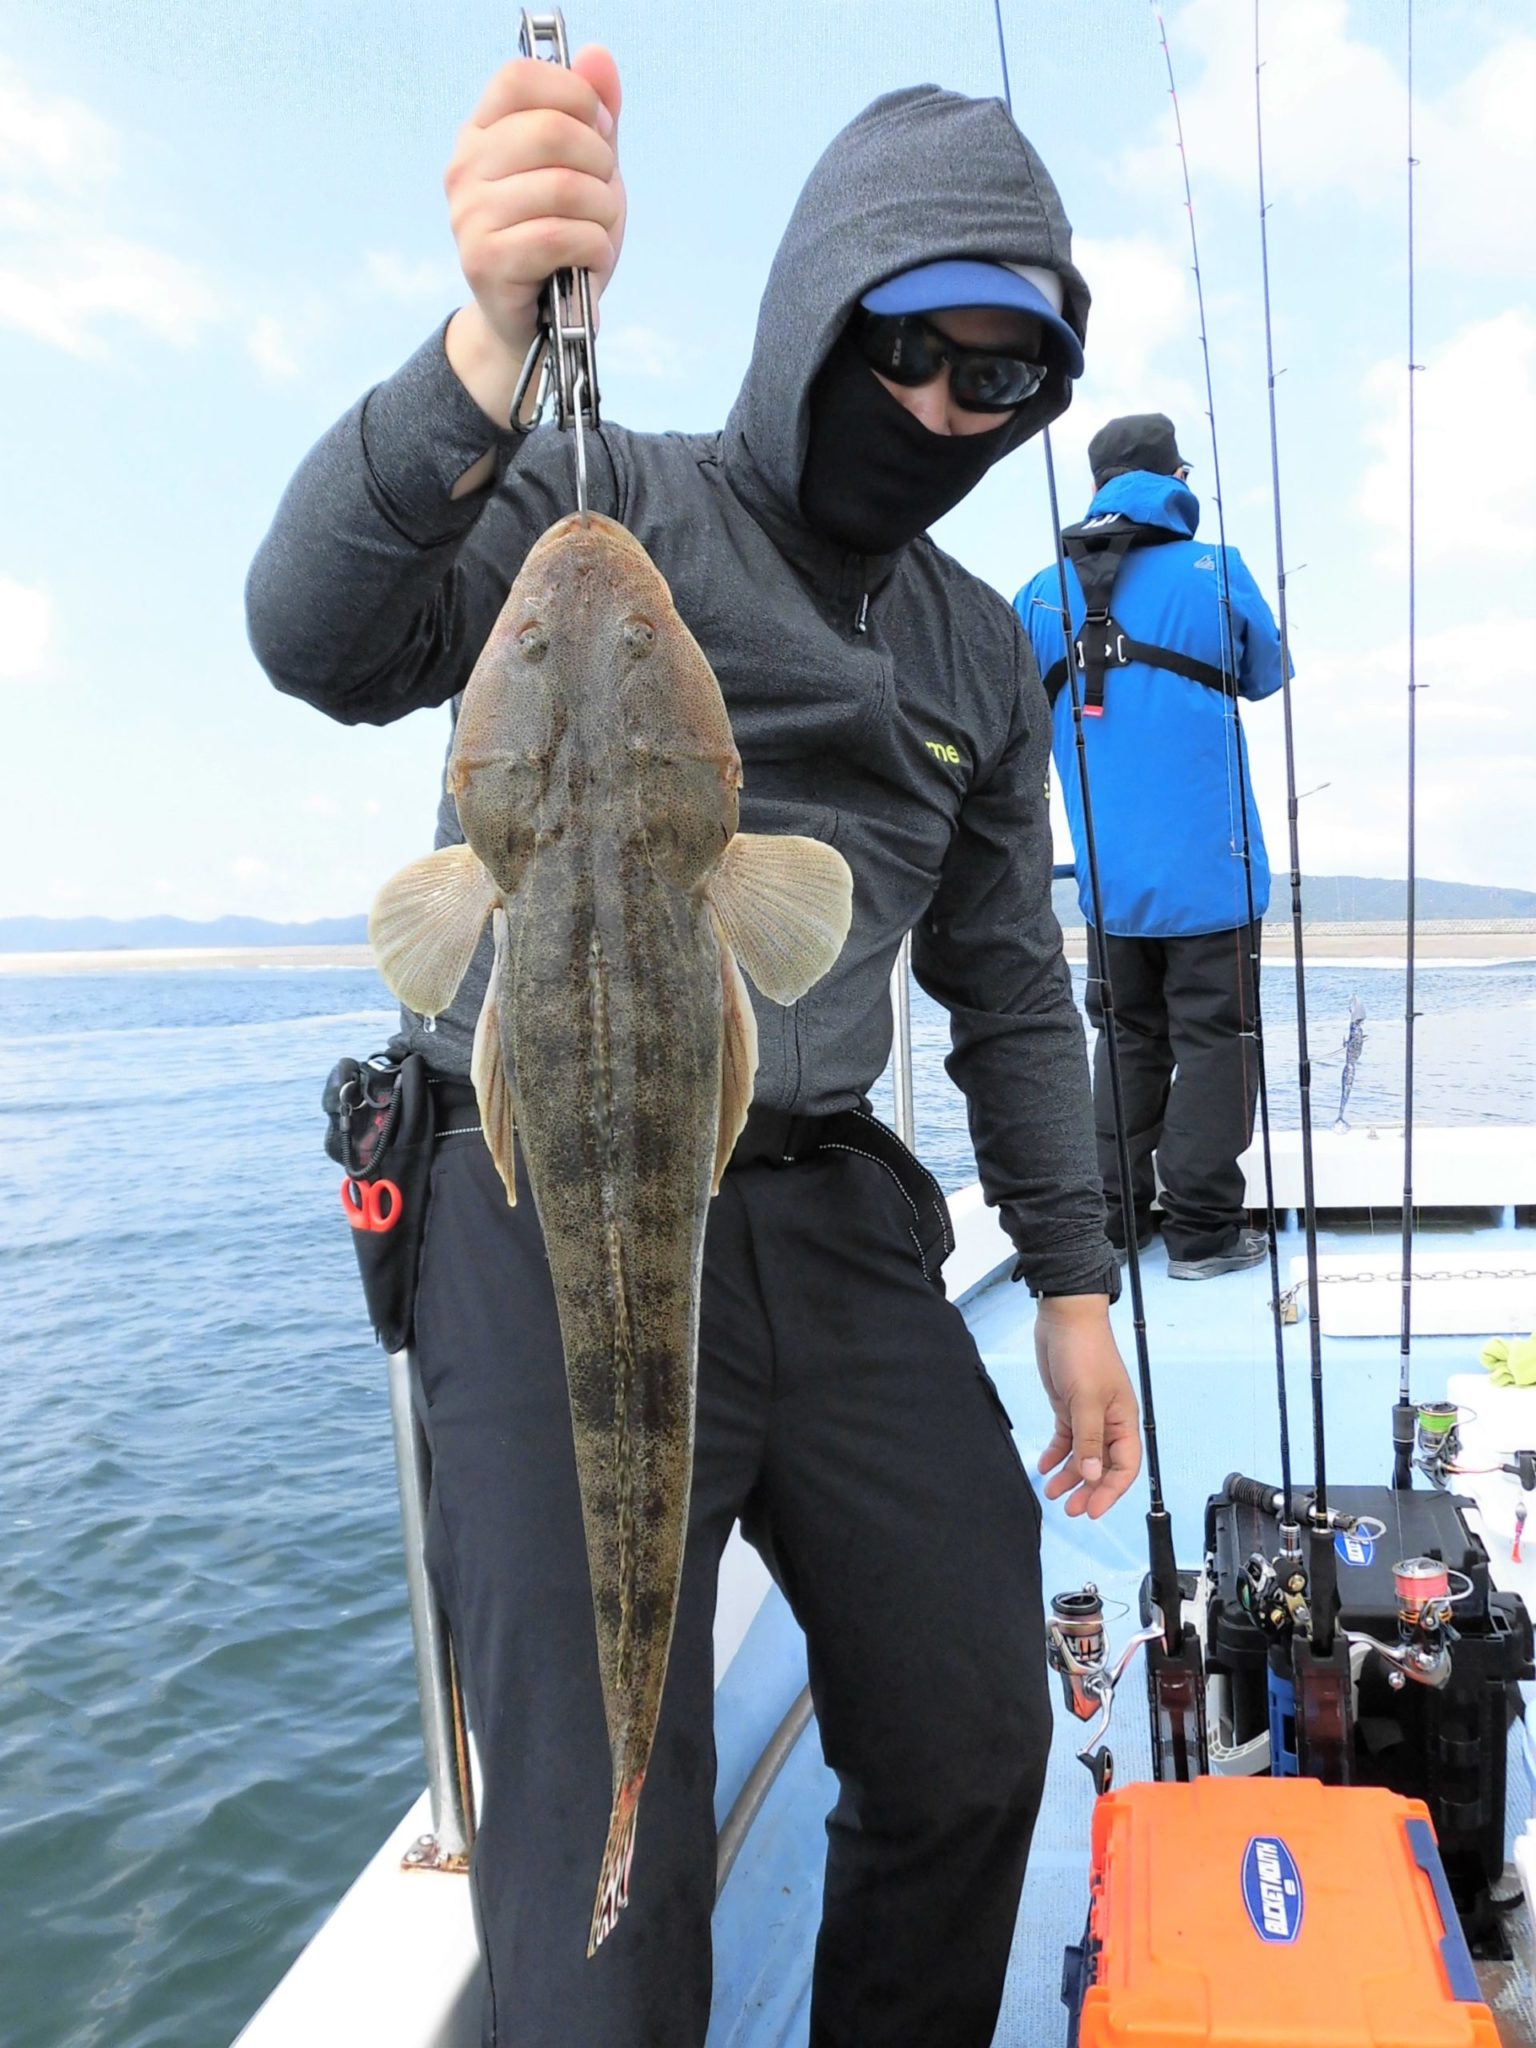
1063,1777,1501,2048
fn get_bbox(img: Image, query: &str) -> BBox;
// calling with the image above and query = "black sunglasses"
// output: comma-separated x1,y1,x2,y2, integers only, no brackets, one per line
853,309,1049,413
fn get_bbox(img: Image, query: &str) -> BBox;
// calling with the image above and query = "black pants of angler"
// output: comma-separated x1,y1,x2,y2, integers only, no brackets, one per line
1084,924,1260,1262
413,1123,1051,2048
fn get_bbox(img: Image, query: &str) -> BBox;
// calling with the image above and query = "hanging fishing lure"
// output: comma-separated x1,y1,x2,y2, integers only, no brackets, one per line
1332,995,1367,1131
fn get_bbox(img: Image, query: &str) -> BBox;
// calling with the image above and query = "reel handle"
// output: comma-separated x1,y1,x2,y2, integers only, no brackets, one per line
1223,1472,1314,1527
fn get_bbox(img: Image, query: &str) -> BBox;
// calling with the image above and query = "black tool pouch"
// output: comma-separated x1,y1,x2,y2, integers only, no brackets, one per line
321,1046,438,1353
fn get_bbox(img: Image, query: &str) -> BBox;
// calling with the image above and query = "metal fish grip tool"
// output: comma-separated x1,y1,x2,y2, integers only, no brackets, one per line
511,9,602,520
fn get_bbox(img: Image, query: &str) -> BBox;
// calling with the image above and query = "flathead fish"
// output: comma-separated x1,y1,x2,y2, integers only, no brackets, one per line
368,512,852,1954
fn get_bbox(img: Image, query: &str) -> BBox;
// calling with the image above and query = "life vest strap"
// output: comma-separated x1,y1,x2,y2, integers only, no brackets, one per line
1038,515,1236,713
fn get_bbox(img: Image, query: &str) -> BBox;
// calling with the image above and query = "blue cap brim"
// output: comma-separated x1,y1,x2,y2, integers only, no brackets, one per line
860,259,1084,378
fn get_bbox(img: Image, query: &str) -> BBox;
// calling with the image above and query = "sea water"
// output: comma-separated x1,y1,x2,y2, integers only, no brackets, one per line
1,960,1531,2048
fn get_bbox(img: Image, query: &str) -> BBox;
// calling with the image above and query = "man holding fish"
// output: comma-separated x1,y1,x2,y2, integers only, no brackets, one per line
249,41,1139,2048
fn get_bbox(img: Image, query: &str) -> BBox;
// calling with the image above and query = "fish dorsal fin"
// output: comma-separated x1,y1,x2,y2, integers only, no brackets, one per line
712,919,758,1192
472,909,517,1206
705,834,853,1005
369,844,498,1018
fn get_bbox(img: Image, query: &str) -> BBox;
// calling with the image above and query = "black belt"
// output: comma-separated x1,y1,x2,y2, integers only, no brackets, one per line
728,1103,956,1279
727,1103,853,1166
427,1084,955,1279
429,1074,481,1122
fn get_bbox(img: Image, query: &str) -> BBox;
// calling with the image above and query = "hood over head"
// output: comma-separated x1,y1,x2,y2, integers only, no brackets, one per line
1086,469,1201,538
722,85,1091,558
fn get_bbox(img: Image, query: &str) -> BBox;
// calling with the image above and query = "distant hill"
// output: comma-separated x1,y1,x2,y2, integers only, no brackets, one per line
1049,874,1536,929
1271,876,1536,922
0,914,369,953
4,876,1533,952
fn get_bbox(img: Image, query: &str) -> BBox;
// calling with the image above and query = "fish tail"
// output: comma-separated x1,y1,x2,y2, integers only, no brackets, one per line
587,1771,644,1958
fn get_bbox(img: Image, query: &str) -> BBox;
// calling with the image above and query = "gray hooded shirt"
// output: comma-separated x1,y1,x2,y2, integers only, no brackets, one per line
246,84,1117,1299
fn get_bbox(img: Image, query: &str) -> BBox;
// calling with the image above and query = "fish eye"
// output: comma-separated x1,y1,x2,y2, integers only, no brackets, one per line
518,621,548,663
622,616,655,659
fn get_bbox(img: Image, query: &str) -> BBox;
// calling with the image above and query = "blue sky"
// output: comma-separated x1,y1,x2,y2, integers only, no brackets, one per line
1,0,1531,921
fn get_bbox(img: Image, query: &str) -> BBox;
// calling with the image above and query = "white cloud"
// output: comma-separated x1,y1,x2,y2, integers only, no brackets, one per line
1076,233,1198,381
1125,1,1536,277
1293,748,1535,894
0,62,222,357
0,576,52,679
248,313,302,380
599,322,691,380
1291,619,1535,742
0,58,117,191
1245,618,1536,890
233,855,270,882
1422,37,1536,276
1076,234,1195,386
0,192,44,230
1044,232,1205,475
364,250,456,302
0,233,224,355
1357,311,1536,568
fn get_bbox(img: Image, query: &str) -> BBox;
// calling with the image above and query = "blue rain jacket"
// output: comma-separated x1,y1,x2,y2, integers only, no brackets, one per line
1015,471,1285,938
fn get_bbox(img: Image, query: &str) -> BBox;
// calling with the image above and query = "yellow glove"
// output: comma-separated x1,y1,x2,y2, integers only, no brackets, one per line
1482,1333,1536,1387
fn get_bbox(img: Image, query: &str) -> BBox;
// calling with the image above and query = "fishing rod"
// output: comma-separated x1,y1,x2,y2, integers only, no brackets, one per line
993,0,1205,1794
1037,435,1207,1794
1394,0,1422,1491
1150,0,1312,1646
1102,0,1358,1782
1241,0,1353,1712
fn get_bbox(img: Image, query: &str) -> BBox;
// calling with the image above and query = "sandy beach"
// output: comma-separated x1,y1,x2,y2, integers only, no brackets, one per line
0,945,381,976
2,928,1532,975
1062,928,1536,965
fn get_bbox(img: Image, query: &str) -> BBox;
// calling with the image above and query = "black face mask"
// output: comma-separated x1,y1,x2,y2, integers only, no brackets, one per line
798,330,1014,555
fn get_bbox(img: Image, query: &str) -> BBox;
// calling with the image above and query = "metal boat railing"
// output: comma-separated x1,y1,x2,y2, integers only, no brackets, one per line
387,1345,474,1872
890,934,916,1146
715,1685,816,1895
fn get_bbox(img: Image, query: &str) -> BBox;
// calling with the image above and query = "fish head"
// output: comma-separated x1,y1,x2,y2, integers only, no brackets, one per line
450,514,741,895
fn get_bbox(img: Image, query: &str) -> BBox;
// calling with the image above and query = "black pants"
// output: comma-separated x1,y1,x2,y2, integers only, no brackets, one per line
413,1124,1049,2048
1084,924,1259,1262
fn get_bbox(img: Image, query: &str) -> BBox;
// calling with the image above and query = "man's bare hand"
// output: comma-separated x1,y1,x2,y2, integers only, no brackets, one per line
444,45,625,441
1033,1295,1142,1519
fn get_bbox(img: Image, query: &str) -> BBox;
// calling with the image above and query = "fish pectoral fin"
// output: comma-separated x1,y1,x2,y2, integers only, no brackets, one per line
705,833,854,1005
712,920,759,1192
369,845,498,1017
472,910,517,1205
